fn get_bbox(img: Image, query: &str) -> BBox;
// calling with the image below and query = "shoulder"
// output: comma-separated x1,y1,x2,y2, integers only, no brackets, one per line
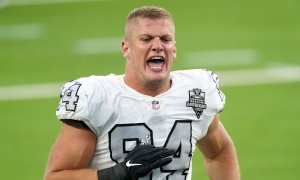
172,69,225,114
172,69,221,89
172,69,217,79
57,74,123,113
60,74,121,96
56,74,123,135
172,69,211,77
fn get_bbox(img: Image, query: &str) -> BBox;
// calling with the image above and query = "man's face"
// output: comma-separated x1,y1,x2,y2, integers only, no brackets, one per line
122,17,176,85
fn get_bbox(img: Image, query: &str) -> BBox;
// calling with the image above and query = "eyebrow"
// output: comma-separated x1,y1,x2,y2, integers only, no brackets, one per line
140,34,173,39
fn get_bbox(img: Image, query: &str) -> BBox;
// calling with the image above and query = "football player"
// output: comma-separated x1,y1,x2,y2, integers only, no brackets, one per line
44,6,240,180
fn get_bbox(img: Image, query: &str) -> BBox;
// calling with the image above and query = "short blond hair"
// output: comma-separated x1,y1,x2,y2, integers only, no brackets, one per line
126,6,173,22
125,6,175,39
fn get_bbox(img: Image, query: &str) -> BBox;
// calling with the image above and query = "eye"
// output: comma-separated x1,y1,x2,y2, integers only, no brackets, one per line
140,36,152,42
161,36,172,43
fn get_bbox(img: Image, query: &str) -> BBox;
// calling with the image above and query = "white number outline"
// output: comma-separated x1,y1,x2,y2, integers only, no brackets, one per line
61,82,81,111
108,120,192,180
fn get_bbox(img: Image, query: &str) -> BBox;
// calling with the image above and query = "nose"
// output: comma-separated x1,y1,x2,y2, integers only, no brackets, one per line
152,37,163,52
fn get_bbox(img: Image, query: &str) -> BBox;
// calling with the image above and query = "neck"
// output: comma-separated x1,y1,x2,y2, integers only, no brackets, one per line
124,76,172,97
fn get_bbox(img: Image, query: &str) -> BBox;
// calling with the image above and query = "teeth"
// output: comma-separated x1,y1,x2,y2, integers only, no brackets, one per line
151,56,163,60
147,56,164,69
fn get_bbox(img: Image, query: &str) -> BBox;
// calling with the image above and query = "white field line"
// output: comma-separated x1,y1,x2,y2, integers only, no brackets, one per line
0,83,62,101
186,49,258,67
0,66,300,101
6,0,110,6
75,37,123,55
218,66,300,87
0,24,43,40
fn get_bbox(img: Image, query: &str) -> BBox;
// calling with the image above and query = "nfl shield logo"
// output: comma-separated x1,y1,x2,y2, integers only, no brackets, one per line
152,100,160,110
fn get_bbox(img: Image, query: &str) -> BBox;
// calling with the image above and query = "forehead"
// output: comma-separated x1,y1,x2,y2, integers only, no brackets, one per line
127,17,175,37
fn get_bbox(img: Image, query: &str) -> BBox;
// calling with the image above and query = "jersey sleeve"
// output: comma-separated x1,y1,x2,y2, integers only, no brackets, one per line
56,78,101,135
203,70,226,116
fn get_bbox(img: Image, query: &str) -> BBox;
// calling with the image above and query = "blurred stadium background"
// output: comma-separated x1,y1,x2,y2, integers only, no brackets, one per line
0,0,299,179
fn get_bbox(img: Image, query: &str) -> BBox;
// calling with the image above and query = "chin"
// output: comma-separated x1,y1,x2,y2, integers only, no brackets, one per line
147,74,169,84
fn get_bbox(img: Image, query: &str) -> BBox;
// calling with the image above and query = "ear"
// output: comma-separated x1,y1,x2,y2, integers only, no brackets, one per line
121,40,129,58
173,41,177,59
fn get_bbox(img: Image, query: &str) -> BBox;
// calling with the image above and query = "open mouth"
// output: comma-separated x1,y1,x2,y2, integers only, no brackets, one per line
146,56,165,71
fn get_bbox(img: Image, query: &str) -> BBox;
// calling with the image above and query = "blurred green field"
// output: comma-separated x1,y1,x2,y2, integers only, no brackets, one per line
0,0,299,179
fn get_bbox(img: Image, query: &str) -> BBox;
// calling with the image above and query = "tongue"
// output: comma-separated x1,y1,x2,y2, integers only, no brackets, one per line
147,61,164,71
148,61,164,67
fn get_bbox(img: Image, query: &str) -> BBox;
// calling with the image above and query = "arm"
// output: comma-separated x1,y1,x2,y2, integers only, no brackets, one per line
44,121,98,180
44,121,175,180
196,115,240,180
